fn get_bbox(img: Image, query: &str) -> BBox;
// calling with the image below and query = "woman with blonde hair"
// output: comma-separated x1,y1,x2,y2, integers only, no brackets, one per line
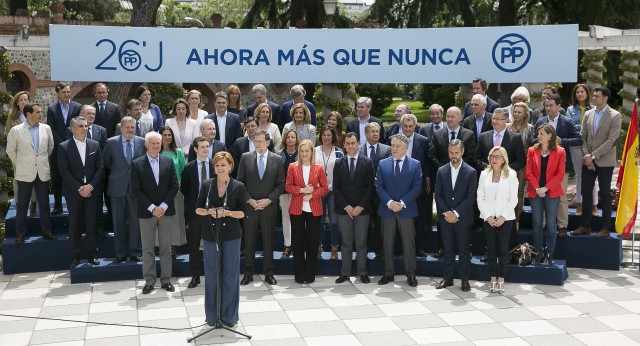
226,84,247,121
186,89,208,127
252,103,282,151
507,102,535,231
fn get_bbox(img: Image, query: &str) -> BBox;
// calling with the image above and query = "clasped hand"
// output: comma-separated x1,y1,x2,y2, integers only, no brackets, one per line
486,215,505,227
207,207,228,218
443,211,459,224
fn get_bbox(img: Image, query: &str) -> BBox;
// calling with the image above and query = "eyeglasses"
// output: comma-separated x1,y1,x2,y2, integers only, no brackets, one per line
492,117,507,121
490,155,503,160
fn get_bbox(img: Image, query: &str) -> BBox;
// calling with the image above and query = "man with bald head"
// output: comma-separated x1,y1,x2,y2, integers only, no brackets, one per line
429,106,478,170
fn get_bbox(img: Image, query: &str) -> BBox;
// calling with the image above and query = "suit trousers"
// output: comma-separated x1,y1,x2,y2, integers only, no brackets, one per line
111,193,141,257
243,211,277,276
557,173,570,229
187,215,204,276
338,214,370,276
581,164,614,230
16,175,51,237
441,221,472,281
203,238,240,326
484,220,513,278
139,216,173,286
382,215,416,277
414,192,428,252
367,197,383,254
279,194,292,247
67,193,100,259
290,212,321,283
49,152,63,208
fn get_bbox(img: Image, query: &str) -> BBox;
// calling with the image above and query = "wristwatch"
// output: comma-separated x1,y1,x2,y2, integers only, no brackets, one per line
590,154,595,161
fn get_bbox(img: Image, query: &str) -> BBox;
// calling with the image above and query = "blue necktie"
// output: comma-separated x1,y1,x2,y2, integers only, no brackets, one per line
369,145,375,160
136,122,141,136
258,154,265,179
394,159,401,179
99,103,105,116
126,140,132,165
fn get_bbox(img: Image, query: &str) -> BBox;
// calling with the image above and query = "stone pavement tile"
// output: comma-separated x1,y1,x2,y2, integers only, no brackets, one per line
570,277,623,290
91,289,137,303
35,341,84,346
535,282,584,293
407,286,460,301
0,318,37,334
85,324,139,339
612,299,640,313
453,322,516,341
6,279,51,289
137,296,185,309
39,303,90,318
354,330,415,346
0,332,32,346
321,293,373,308
239,300,282,313
331,304,385,320
285,307,338,323
547,290,606,304
0,273,12,282
606,275,640,288
270,287,318,300
496,283,543,296
377,301,431,316
406,326,467,344
91,281,137,292
465,296,521,310
313,284,362,297
84,335,140,346
548,316,613,334
243,323,299,340
522,334,586,346
472,337,529,346
354,281,405,294
0,307,40,321
239,289,276,302
139,331,194,345
425,342,474,346
592,287,640,301
451,286,492,300
1,287,49,299
277,297,328,310
249,338,304,346
343,316,400,333
179,284,205,297
526,304,584,319
239,311,290,326
29,326,86,344
89,300,137,314
574,301,635,316
138,317,191,335
481,307,546,323
594,313,640,331
10,271,56,282
89,310,139,324
43,292,91,306
391,314,448,330
186,304,206,318
573,331,639,346
437,310,494,326
0,281,8,292
183,294,205,306
304,334,361,346
621,328,640,343
364,291,415,305
295,320,350,337
507,293,561,306
502,320,565,337
138,306,188,322
421,298,477,313
47,283,92,296
586,268,635,278
34,313,87,330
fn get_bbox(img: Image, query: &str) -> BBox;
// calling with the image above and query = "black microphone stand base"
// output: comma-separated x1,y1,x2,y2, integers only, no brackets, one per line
187,320,252,343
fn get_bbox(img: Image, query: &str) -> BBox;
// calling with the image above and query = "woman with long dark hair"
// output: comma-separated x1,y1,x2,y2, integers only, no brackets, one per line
136,85,163,131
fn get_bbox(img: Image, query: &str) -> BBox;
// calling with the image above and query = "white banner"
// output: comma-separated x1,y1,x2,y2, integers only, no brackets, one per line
50,24,578,83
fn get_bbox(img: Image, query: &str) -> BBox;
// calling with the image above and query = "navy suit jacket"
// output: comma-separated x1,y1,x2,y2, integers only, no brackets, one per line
347,116,386,145
181,158,214,223
102,135,146,197
385,123,420,144
231,136,274,177
66,124,107,152
187,140,226,162
57,138,104,198
409,133,430,188
359,142,391,173
462,111,493,140
418,122,443,140
47,100,82,151
333,154,375,215
375,156,422,218
434,161,477,226
93,101,122,138
131,154,179,218
533,115,582,172
205,112,243,149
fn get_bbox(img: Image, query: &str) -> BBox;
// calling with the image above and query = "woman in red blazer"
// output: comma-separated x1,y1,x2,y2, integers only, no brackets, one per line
285,139,329,284
525,124,566,266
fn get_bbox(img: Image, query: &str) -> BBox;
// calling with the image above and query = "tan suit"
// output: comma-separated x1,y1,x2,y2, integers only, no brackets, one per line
6,122,54,182
581,106,621,167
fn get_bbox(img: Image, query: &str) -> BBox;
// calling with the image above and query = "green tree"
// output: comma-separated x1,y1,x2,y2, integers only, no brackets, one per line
355,84,399,118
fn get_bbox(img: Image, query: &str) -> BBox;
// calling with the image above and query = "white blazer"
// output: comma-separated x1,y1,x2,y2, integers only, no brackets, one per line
477,168,519,221
165,117,201,155
6,122,54,182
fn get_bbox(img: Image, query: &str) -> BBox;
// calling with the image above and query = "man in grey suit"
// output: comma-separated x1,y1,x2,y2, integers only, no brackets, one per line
116,99,153,137
132,132,179,294
103,116,146,263
571,87,622,238
237,130,285,286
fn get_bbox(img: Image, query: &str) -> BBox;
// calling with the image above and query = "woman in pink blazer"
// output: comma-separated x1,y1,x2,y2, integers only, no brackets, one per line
165,98,200,158
285,139,328,284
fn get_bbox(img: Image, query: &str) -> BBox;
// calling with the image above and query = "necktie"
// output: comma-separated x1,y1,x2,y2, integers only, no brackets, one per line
200,160,207,184
369,145,375,160
99,103,105,116
394,159,401,179
258,154,265,179
435,124,440,131
87,126,92,140
136,122,141,136
126,140,132,164
349,157,355,179
493,133,501,147
450,131,456,142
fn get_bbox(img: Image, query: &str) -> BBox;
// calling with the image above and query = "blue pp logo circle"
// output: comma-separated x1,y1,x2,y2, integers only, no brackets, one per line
492,33,531,73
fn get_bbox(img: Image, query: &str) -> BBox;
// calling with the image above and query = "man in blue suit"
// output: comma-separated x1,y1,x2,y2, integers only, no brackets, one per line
205,91,243,149
434,139,477,292
376,134,422,287
280,85,317,126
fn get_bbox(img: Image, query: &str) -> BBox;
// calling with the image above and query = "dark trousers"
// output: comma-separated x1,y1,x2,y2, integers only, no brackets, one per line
484,220,513,278
367,197,383,254
243,212,276,276
441,220,471,281
581,164,614,230
66,193,100,260
110,192,141,257
16,175,51,238
187,215,204,276
291,212,321,283
414,192,428,252
49,153,63,208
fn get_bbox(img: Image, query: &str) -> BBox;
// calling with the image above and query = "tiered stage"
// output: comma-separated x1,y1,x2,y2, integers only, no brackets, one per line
2,197,623,285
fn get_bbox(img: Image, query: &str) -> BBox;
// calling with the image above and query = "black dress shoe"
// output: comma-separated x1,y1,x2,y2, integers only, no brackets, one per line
335,275,349,284
113,257,127,263
42,233,57,240
87,257,100,265
188,276,200,288
264,275,278,285
15,236,24,244
161,283,175,292
407,276,418,287
51,207,63,215
130,255,143,262
378,275,394,285
70,258,79,267
142,285,154,294
434,248,444,258
416,249,427,257
360,275,370,284
240,275,253,285
436,279,454,289
461,280,471,292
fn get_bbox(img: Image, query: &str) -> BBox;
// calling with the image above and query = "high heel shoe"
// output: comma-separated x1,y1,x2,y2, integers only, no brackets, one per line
282,246,291,257
497,281,505,294
490,280,498,293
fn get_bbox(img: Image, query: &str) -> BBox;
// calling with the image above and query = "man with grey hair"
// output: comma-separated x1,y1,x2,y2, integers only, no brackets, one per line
347,97,385,145
376,133,422,287
385,103,418,143
247,83,282,129
116,99,153,137
131,131,179,294
463,94,493,140
463,77,500,117
280,84,317,126
186,118,227,162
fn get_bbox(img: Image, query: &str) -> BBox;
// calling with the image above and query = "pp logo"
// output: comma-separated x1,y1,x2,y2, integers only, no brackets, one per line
492,33,531,73
95,39,163,72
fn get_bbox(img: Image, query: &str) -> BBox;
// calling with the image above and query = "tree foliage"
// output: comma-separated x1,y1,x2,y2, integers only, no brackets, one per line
355,84,400,118
241,0,352,29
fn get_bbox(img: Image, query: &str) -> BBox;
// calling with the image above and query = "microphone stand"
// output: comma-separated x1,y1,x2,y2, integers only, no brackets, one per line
189,179,251,342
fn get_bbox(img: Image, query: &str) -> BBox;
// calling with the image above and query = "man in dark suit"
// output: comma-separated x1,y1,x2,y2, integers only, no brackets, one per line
57,116,104,267
429,106,479,170
359,122,391,258
534,94,582,237
280,84,317,126
434,139,477,292
237,130,285,286
462,94,493,140
418,104,445,139
247,84,281,128
187,119,226,162
385,103,418,142
103,116,146,263
334,133,375,284
231,117,273,177
205,91,243,149
47,82,82,215
181,136,215,288
463,77,500,117
376,134,422,287
92,83,122,137
116,99,153,138
347,97,385,145
131,131,179,294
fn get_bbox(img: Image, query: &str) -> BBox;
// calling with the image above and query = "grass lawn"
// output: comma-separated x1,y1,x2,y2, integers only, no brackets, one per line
381,100,430,124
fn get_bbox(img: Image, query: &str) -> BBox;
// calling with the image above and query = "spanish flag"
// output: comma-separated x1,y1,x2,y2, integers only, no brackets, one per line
615,101,638,238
